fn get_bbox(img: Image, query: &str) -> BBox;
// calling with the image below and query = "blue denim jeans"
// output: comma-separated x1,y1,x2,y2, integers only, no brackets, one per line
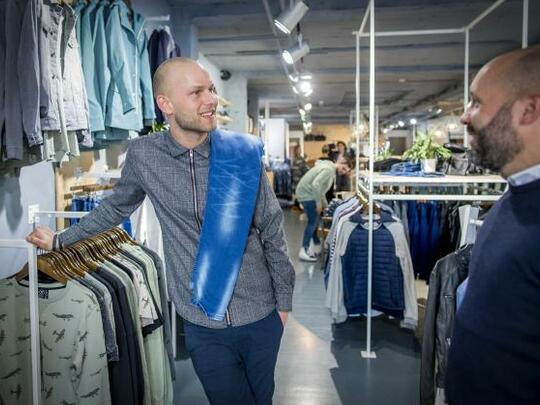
301,200,321,249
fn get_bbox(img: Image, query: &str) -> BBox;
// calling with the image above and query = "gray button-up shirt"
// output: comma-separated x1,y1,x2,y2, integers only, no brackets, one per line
59,131,295,328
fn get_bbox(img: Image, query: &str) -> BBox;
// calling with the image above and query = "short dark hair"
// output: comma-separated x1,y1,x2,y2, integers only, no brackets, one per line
342,157,355,170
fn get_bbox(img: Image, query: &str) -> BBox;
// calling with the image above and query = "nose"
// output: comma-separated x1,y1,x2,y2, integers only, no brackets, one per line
460,108,470,126
202,90,218,107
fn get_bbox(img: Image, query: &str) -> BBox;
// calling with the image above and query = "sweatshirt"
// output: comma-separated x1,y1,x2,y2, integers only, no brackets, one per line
295,159,336,205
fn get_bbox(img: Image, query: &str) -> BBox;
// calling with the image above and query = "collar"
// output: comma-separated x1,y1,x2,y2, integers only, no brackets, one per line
114,0,145,37
507,162,540,186
166,131,211,159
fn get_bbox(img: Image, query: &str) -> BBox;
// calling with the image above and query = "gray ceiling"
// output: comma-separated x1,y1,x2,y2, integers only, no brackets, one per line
171,0,539,125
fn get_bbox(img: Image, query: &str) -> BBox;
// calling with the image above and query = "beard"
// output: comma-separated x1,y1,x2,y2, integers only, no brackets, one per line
468,102,523,172
173,111,217,134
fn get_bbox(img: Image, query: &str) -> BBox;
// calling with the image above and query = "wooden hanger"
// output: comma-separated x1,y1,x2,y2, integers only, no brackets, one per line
16,255,68,284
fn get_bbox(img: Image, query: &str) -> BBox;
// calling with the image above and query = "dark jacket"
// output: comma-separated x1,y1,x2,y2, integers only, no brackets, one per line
420,245,472,405
342,212,405,318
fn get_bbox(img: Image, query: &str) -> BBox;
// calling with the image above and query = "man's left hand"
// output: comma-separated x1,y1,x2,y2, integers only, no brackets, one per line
278,311,289,327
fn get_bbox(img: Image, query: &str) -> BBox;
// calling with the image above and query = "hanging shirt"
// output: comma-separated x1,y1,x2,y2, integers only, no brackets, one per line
0,279,111,405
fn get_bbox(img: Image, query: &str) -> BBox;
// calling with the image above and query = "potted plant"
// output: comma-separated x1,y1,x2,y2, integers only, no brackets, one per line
403,130,451,173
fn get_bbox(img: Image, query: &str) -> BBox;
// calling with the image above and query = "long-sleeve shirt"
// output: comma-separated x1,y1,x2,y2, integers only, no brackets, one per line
295,159,336,206
59,130,295,329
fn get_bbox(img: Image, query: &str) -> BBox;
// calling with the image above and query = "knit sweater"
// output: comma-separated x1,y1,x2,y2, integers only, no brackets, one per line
446,178,540,405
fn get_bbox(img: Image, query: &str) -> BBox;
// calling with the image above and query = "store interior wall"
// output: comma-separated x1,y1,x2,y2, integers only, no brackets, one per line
303,124,354,162
0,162,55,278
132,0,172,33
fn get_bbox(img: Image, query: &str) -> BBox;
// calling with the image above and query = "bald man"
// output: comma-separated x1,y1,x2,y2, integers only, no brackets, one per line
26,58,295,405
445,46,540,405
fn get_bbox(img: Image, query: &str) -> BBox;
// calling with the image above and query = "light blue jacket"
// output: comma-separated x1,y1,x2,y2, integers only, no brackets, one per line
78,0,104,132
104,0,154,131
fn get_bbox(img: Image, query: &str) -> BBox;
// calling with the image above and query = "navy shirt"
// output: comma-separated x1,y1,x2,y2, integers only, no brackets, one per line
446,179,540,405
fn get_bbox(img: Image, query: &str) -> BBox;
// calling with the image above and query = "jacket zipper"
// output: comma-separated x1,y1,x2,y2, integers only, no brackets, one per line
189,150,202,230
189,149,232,326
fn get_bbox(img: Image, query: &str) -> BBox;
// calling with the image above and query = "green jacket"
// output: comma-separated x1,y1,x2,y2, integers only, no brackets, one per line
295,159,336,205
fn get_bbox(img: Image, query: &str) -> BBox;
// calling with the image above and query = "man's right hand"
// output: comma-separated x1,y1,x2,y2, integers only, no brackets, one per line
26,226,55,251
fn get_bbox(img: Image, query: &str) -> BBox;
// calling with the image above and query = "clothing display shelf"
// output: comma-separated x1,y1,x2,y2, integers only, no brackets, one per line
358,171,507,202
353,0,529,359
0,206,89,405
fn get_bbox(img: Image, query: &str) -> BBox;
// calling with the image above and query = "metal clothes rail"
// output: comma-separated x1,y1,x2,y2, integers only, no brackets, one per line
0,206,88,405
352,0,528,359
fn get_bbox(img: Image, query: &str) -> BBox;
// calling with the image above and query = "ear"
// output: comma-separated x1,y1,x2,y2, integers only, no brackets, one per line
518,95,540,126
156,95,174,116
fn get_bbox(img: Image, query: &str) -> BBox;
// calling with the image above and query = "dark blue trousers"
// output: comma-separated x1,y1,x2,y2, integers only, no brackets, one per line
184,310,284,405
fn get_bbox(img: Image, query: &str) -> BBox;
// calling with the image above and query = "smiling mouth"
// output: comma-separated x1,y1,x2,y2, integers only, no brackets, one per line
199,111,216,118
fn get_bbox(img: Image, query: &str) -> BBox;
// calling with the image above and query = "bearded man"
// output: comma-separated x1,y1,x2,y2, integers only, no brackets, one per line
445,45,540,405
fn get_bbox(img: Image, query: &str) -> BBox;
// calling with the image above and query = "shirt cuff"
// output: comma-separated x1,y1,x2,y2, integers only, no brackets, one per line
275,293,293,312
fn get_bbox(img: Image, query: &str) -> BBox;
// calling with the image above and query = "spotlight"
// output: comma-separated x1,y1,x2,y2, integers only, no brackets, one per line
299,108,306,116
304,103,312,111
409,118,417,125
274,1,309,35
398,121,405,128
282,42,310,65
299,81,311,93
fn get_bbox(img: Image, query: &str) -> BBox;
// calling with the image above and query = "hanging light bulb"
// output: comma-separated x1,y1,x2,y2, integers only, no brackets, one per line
274,1,309,35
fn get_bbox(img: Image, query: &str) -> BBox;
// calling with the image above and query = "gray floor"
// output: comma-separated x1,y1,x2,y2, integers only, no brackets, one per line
173,209,421,405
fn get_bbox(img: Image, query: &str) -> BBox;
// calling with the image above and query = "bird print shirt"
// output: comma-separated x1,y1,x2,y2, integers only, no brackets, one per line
0,279,111,405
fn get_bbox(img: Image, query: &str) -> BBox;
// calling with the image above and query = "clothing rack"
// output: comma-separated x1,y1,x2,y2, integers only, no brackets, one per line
353,0,528,359
459,205,484,247
3,206,88,405
0,238,38,404
147,15,171,22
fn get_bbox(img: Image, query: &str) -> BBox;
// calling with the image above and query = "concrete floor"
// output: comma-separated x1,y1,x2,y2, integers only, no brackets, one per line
173,209,422,405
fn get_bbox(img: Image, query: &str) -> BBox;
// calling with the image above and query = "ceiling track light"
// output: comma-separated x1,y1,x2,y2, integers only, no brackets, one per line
282,42,310,65
299,81,311,92
274,1,309,35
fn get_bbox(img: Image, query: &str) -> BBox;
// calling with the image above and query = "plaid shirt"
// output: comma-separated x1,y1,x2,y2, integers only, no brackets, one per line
59,131,295,328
